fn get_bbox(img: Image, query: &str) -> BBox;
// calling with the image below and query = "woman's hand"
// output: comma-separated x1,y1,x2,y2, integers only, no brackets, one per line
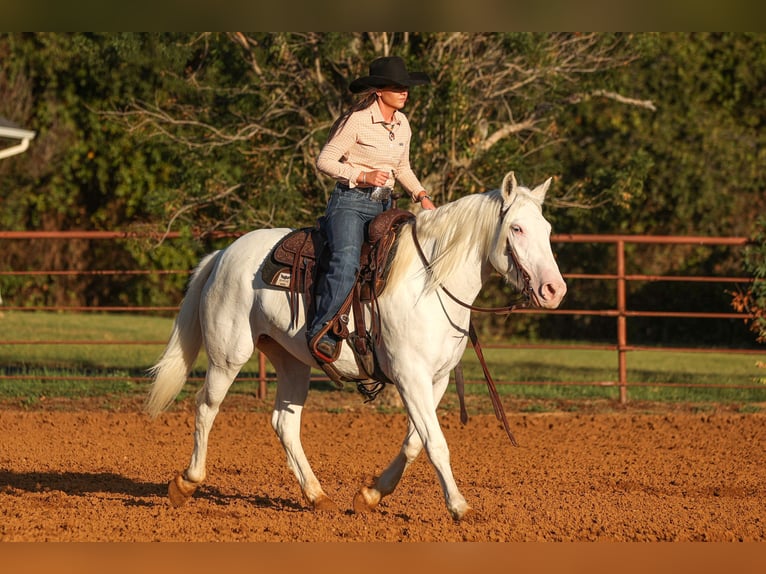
358,170,391,187
415,190,435,210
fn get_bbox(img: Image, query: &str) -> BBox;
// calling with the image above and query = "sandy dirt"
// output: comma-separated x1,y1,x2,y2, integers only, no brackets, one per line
1,393,764,542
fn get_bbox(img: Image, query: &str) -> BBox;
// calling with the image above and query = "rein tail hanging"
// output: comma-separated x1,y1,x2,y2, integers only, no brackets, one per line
469,321,518,447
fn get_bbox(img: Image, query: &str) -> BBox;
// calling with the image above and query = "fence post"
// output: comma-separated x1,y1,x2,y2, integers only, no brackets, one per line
616,239,628,404
258,351,267,399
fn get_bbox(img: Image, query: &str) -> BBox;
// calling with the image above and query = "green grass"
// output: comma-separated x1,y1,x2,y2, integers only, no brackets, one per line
0,311,175,368
456,344,766,404
1,311,764,407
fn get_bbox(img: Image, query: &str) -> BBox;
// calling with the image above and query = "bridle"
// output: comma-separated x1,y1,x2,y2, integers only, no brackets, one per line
409,208,537,446
410,212,535,315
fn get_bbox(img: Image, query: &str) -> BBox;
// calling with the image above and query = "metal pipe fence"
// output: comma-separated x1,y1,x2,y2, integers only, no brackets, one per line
1,230,763,404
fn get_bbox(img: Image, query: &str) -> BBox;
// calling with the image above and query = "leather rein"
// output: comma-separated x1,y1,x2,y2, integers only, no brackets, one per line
411,216,532,446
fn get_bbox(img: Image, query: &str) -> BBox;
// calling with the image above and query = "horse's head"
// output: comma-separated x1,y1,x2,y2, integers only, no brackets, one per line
489,171,567,309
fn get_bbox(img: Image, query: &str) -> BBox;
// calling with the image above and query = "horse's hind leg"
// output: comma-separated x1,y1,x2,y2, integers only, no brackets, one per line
262,338,338,512
168,363,241,507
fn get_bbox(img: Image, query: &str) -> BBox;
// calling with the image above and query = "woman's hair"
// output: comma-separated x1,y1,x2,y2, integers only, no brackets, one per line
326,89,377,142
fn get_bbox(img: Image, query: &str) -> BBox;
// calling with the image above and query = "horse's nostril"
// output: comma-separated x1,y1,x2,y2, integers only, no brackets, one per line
542,281,566,301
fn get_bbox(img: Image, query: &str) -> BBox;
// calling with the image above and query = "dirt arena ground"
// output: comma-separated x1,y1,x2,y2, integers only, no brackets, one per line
1,393,764,542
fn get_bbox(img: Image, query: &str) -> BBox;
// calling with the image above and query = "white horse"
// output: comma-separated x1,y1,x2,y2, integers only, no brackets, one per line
145,171,566,521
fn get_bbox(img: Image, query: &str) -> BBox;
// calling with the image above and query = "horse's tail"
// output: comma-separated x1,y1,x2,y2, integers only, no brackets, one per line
144,250,221,418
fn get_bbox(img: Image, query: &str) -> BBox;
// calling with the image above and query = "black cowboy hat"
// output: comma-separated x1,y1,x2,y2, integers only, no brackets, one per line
349,56,430,93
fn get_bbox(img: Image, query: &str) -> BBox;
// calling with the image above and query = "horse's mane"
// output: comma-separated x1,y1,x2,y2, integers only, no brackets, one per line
387,189,508,294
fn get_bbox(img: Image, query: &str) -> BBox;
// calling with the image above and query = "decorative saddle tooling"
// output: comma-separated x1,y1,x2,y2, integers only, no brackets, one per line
262,207,415,399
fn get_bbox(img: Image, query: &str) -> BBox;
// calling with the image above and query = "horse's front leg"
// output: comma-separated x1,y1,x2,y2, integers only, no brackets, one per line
405,389,472,521
353,374,471,519
353,419,423,512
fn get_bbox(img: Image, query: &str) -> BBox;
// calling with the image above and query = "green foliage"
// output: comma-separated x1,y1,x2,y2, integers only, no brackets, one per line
541,32,766,344
1,33,204,307
732,217,766,343
550,32,765,238
1,33,765,346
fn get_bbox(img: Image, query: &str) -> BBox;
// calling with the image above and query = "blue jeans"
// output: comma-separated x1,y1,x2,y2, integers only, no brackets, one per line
307,184,391,341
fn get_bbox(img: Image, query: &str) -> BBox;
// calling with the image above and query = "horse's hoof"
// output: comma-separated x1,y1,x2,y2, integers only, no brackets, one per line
353,486,380,514
168,473,198,507
451,505,476,522
312,493,339,512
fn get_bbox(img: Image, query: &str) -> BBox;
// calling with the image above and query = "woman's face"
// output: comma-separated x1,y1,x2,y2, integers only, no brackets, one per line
376,86,409,110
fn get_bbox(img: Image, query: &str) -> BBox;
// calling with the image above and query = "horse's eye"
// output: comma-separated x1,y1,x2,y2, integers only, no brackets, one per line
511,224,522,234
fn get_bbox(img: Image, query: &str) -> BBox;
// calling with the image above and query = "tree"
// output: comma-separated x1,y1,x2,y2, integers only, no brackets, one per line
544,33,766,344
0,33,203,306
731,217,766,344
107,33,649,231
97,32,651,339
3,33,763,348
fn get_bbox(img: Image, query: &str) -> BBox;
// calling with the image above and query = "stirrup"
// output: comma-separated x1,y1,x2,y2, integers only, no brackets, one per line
315,338,337,363
309,332,340,363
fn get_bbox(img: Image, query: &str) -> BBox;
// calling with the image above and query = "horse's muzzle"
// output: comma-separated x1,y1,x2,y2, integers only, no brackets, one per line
537,278,567,309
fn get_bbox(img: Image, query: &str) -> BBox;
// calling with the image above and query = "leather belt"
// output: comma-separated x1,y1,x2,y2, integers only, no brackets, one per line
336,183,392,202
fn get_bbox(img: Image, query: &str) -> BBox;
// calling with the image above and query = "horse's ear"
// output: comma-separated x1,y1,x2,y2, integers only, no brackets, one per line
501,171,518,208
530,177,552,203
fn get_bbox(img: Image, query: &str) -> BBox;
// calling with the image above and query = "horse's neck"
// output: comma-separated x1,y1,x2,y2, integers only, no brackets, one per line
417,197,500,298
416,230,487,303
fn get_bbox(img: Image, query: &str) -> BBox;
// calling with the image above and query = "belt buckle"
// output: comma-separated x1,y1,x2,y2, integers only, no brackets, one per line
369,187,391,201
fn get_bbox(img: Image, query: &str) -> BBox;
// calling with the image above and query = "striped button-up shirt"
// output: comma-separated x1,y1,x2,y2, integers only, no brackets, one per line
316,101,426,202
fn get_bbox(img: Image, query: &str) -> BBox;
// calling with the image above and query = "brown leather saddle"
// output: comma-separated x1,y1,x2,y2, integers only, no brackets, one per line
262,207,415,397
